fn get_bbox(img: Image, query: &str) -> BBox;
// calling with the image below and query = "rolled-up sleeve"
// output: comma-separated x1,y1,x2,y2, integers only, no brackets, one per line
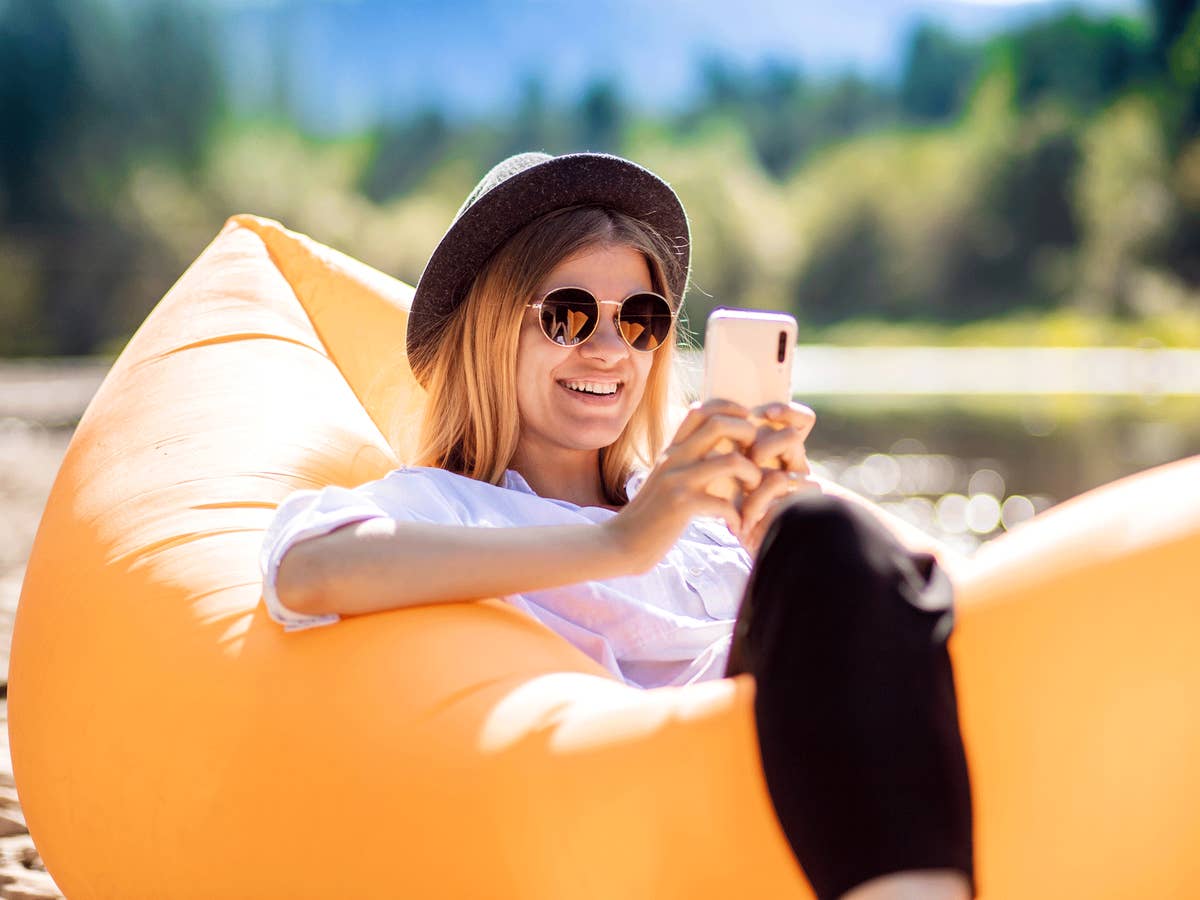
259,468,472,632
259,486,391,631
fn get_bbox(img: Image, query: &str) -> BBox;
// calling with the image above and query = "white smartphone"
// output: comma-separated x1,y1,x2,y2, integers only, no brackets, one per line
702,308,797,409
702,307,798,505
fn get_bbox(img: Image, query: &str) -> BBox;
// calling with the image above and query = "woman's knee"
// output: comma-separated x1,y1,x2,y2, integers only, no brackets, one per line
745,491,954,669
755,492,895,589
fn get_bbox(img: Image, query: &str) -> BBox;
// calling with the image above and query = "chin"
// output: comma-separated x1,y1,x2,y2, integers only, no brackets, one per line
565,427,626,451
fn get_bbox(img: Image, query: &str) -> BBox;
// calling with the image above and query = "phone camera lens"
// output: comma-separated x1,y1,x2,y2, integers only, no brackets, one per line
777,330,787,363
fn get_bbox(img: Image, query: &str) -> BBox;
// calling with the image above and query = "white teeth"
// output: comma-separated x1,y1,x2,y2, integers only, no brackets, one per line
562,380,619,395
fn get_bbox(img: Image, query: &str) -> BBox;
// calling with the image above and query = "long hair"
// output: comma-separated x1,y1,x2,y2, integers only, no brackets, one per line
408,205,689,506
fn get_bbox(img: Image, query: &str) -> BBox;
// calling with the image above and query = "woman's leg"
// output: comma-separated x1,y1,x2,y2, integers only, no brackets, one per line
726,493,974,900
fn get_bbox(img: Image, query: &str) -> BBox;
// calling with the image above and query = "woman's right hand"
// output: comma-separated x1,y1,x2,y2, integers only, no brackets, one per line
603,399,764,574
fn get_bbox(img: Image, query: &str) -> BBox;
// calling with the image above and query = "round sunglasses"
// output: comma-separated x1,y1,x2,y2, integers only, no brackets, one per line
527,287,676,352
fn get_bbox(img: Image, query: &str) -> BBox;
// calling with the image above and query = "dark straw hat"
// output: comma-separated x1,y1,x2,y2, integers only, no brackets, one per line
406,151,691,379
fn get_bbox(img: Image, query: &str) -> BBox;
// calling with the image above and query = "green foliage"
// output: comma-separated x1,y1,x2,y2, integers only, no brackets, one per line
359,108,453,203
576,79,626,152
633,128,797,336
0,0,224,355
1074,96,1175,314
1150,0,1200,60
898,24,980,123
813,307,1200,348
1147,0,1200,148
952,108,1082,315
782,78,1085,326
986,11,1152,114
3,1,1200,356
679,56,897,179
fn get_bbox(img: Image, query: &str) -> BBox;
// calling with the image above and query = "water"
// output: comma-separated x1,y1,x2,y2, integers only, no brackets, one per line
674,347,1200,551
4,356,1198,557
804,395,1200,553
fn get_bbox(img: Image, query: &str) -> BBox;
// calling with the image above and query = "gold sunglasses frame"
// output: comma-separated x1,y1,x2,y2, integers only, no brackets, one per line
526,286,677,352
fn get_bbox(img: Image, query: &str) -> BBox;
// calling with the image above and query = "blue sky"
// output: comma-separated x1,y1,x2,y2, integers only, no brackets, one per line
214,0,1145,130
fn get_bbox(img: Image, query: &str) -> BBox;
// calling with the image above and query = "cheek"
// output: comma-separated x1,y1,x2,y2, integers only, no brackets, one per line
514,329,558,412
624,356,656,406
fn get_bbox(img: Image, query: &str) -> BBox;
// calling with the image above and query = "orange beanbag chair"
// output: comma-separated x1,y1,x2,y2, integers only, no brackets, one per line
10,215,1200,899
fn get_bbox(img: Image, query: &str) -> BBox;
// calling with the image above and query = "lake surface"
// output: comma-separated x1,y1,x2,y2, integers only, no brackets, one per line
677,347,1200,552
4,354,1199,559
803,394,1200,553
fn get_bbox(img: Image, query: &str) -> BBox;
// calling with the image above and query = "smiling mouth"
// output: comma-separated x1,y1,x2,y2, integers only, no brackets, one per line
557,379,623,398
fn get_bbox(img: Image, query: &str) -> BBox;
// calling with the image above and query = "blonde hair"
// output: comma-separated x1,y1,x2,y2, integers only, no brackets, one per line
409,205,689,506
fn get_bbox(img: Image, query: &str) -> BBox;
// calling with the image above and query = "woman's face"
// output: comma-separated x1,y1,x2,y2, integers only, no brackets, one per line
514,243,658,458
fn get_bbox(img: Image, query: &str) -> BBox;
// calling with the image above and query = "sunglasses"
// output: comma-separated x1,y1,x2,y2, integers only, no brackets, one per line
527,287,676,352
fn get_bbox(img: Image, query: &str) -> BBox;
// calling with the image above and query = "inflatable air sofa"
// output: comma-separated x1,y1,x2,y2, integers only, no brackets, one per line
10,215,1200,898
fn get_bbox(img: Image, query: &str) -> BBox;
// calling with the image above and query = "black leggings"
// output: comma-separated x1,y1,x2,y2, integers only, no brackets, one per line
726,493,975,900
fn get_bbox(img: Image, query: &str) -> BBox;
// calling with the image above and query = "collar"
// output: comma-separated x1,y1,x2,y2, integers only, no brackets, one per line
503,468,647,503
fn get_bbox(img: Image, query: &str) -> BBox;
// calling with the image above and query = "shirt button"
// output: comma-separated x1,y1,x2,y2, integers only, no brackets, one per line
689,566,703,576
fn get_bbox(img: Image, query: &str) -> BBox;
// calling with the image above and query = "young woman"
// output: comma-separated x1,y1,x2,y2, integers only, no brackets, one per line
260,152,974,899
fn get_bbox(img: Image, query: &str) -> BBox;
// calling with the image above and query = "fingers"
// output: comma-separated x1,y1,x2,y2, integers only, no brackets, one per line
747,425,813,472
752,401,817,442
668,413,759,464
692,494,744,537
739,470,822,550
645,451,755,535
655,400,817,539
740,469,811,527
671,398,752,446
741,402,816,471
686,450,764,494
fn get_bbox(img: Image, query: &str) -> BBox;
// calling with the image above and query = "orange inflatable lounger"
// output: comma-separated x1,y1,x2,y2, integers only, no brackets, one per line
10,215,1200,899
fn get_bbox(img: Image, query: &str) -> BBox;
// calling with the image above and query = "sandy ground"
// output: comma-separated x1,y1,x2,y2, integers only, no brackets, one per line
0,361,107,900
0,425,74,686
0,358,107,682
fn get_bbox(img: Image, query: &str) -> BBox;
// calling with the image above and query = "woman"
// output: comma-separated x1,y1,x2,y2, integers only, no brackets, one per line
260,152,973,899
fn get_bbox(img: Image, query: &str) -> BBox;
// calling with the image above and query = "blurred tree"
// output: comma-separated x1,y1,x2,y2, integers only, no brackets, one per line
1075,97,1174,314
129,4,224,171
942,114,1083,318
267,15,298,123
511,74,553,153
696,55,751,109
359,108,452,203
576,77,625,152
1156,202,1200,286
487,73,577,160
1148,0,1200,149
0,0,224,355
785,75,1087,327
6,0,1199,356
989,11,1151,114
815,73,894,139
747,61,808,177
1150,0,1200,58
1145,0,1200,286
0,0,85,219
898,24,979,123
794,204,893,324
683,57,896,179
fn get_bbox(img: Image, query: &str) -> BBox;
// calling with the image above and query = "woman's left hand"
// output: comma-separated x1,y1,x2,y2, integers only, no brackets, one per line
737,402,822,556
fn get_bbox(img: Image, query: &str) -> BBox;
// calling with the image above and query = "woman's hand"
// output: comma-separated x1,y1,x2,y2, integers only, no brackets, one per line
737,402,822,557
603,399,764,574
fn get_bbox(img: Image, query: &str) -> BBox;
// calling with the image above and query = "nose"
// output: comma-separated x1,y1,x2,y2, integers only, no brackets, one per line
579,303,630,361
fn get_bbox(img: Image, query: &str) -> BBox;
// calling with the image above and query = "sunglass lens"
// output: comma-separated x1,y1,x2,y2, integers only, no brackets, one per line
618,293,673,351
540,289,597,346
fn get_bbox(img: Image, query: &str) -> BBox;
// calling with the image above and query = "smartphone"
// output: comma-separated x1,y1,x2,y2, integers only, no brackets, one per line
702,307,798,505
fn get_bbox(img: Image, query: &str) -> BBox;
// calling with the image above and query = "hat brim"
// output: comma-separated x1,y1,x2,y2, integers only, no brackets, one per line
406,153,690,372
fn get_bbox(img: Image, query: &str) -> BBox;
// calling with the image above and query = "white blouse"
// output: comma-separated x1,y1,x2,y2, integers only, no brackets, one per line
259,465,753,689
